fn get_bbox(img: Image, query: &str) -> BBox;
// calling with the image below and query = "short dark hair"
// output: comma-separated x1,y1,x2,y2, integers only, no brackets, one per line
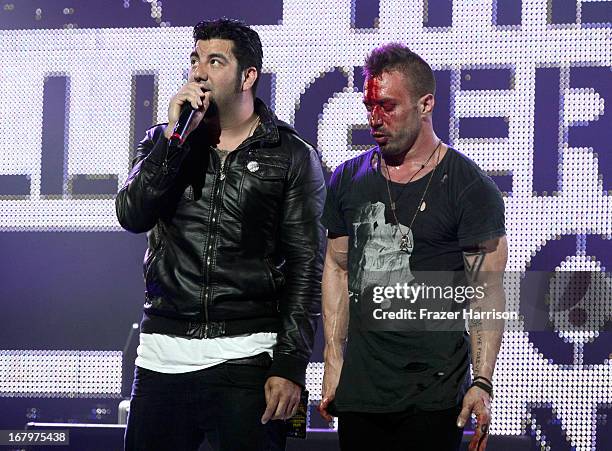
364,43,436,99
193,18,263,93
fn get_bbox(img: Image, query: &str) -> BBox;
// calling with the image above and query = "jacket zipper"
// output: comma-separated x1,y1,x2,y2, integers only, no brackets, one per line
202,151,233,326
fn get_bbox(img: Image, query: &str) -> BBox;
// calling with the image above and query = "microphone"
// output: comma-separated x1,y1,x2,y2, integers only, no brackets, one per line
169,102,198,147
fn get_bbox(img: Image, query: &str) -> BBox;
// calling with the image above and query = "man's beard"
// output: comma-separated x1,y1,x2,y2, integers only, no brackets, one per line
380,129,419,158
203,77,241,119
379,140,403,157
204,99,219,118
379,139,409,158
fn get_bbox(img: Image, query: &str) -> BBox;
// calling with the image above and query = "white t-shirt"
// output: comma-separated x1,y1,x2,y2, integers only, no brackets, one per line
135,332,277,374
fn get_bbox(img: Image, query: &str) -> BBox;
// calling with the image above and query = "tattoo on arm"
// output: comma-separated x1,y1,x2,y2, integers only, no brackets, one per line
464,250,486,283
464,246,490,378
470,311,484,377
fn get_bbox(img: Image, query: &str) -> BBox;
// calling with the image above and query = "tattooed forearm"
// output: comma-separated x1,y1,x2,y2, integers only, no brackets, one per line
464,237,508,381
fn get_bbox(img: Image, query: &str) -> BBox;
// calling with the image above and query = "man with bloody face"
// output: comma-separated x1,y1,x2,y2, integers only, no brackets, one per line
117,19,325,451
319,43,507,450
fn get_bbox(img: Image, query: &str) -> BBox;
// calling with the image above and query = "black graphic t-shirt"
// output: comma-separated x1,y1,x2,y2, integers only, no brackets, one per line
322,147,505,413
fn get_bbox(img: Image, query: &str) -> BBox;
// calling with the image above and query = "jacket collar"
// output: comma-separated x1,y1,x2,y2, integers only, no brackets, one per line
246,98,280,147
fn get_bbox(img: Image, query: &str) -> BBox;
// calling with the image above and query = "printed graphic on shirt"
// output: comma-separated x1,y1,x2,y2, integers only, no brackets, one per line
350,201,414,301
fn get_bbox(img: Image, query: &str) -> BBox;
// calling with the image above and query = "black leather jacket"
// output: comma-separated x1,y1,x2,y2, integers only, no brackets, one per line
115,100,325,386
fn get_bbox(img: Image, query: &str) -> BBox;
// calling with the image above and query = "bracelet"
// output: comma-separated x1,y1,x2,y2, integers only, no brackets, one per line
470,380,494,399
473,376,493,388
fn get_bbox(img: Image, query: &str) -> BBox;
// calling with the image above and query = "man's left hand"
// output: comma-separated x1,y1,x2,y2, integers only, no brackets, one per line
456,386,491,451
261,376,302,424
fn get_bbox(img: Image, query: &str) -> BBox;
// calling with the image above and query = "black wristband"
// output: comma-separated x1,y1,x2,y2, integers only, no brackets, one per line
470,380,494,399
473,376,493,387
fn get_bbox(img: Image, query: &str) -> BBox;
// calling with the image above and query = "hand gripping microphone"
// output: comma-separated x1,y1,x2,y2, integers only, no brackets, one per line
169,102,198,147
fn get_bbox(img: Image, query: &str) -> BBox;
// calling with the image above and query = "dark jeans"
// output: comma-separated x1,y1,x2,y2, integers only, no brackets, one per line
124,360,286,451
338,405,463,451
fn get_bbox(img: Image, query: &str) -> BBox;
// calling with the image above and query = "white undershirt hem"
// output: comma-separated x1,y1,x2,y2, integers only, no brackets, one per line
135,332,277,374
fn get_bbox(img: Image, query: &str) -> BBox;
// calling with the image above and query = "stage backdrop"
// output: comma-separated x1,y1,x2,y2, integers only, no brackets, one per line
1,1,611,449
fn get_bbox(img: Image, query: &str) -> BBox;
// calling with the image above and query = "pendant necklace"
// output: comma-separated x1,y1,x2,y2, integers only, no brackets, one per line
383,140,442,252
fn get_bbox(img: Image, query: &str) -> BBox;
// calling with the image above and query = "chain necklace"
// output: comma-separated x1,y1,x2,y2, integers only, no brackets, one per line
383,139,442,252
213,114,260,152
212,114,260,177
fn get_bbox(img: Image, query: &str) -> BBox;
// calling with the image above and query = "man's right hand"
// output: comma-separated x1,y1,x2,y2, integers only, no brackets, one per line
164,81,210,140
317,354,343,422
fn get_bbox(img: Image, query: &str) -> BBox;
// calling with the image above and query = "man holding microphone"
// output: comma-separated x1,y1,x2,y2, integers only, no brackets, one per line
116,19,325,451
